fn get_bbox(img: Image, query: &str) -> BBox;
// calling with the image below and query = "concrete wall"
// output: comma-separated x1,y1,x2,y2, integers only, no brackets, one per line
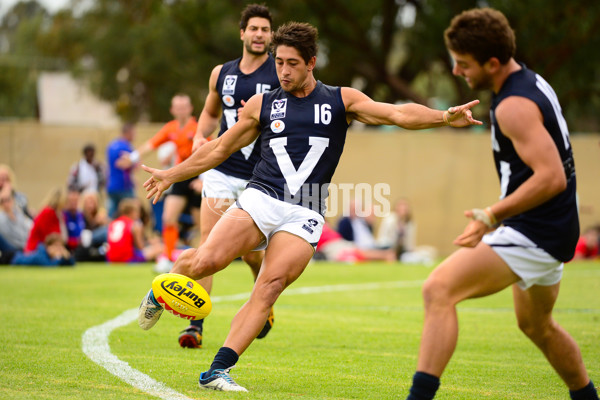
1,122,598,256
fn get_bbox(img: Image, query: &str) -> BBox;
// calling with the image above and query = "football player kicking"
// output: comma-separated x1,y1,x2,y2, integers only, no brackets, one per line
177,3,280,350
138,21,481,392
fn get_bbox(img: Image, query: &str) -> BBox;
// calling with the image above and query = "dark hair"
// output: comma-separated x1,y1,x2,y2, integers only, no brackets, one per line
83,143,95,154
44,232,64,246
240,4,272,31
271,22,319,64
121,123,135,134
118,197,140,217
444,8,516,65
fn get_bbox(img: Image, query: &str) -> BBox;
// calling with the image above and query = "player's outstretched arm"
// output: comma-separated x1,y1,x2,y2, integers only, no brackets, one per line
143,94,263,204
342,87,482,129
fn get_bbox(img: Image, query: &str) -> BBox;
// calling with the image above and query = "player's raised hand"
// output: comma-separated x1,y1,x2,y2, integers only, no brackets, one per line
142,164,172,204
444,100,483,128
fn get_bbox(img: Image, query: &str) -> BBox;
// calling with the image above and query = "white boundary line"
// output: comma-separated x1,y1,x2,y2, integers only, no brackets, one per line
82,279,423,400
82,308,193,400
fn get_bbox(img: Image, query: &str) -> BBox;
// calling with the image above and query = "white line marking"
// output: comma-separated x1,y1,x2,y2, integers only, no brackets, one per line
82,309,193,400
82,279,423,400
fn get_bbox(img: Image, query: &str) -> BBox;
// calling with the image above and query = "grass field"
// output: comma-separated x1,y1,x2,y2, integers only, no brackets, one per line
1,259,599,400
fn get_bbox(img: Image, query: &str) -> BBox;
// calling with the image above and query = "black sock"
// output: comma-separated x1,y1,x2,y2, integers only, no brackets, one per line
208,347,239,374
406,371,440,400
190,318,204,329
570,380,599,400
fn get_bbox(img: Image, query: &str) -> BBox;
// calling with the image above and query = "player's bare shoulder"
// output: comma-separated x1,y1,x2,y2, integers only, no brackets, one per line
208,64,224,89
239,92,265,122
340,87,375,123
495,96,541,140
340,87,371,109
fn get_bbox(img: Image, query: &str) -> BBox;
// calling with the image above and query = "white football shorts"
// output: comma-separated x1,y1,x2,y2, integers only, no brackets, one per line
202,168,249,199
228,188,324,251
482,226,563,290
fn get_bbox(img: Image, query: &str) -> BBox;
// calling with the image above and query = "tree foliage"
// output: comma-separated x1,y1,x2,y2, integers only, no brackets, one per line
1,0,598,131
0,1,54,118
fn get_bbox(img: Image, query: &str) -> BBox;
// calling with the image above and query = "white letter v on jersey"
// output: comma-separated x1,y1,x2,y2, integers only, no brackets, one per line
269,137,330,196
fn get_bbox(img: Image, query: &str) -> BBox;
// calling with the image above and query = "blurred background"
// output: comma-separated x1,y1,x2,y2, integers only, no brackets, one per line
2,0,599,128
1,0,599,256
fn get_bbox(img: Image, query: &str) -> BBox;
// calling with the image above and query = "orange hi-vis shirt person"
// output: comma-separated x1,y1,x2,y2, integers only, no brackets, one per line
148,118,198,165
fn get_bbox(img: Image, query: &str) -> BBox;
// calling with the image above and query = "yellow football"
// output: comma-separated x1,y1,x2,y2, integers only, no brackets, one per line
151,273,212,320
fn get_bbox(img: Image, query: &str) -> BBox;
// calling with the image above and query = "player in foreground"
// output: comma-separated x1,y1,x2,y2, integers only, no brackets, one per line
405,8,598,400
138,21,481,392
177,3,280,350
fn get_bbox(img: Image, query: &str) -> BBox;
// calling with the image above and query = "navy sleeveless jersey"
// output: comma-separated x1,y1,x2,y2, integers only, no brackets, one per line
490,64,579,261
214,55,280,179
248,81,349,214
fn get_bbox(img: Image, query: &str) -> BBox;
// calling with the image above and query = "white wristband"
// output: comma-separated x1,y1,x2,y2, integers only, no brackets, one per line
471,208,496,228
129,150,140,163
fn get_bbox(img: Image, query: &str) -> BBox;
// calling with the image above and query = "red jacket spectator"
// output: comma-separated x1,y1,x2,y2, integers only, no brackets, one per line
572,226,599,260
25,207,65,252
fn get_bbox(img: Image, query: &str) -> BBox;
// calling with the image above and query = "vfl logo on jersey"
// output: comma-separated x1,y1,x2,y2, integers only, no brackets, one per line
270,99,287,120
271,120,285,133
222,75,237,95
302,218,319,234
223,95,235,107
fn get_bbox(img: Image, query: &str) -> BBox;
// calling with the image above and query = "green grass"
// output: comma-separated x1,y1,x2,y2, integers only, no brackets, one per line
1,260,599,399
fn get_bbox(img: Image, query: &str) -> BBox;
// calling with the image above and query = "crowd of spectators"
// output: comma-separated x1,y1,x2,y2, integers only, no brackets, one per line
2,147,430,268
0,129,172,267
3,139,597,268
315,198,437,265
